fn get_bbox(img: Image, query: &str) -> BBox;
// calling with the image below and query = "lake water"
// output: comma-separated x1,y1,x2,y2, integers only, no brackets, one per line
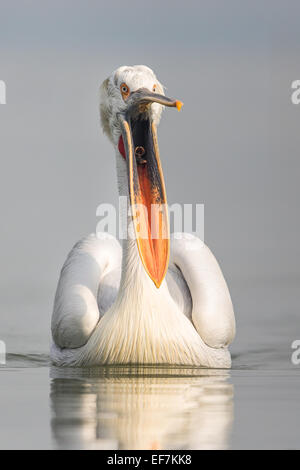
0,282,299,450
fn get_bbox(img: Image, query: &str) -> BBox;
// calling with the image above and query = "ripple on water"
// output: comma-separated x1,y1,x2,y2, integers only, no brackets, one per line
2,353,50,369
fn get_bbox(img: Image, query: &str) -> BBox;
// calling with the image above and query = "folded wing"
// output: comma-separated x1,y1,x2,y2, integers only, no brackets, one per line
170,233,235,348
51,234,122,349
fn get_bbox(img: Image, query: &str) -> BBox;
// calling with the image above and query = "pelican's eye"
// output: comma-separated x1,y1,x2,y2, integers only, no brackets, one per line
152,84,157,92
120,83,130,100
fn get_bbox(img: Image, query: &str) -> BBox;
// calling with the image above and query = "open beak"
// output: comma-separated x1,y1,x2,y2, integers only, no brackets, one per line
119,89,183,288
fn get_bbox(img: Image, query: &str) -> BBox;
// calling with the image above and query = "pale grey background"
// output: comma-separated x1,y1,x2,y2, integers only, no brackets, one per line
0,0,299,449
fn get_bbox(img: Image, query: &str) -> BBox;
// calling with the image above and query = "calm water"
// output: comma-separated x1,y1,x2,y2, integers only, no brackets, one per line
0,283,299,450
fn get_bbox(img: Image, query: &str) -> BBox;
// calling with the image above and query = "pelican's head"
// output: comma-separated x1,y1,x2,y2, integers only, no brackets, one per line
100,65,183,288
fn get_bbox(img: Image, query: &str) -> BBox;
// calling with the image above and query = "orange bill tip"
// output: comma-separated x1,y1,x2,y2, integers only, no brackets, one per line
175,100,183,111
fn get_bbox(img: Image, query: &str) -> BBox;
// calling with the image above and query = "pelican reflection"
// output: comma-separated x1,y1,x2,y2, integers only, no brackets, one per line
50,366,234,450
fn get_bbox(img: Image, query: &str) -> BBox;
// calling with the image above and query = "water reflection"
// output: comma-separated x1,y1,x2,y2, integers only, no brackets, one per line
50,366,234,450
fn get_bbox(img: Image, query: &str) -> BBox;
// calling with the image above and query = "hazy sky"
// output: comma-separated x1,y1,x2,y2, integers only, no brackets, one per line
1,1,300,53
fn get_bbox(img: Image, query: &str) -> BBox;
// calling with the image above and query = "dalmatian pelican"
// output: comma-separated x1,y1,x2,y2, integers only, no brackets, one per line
51,65,235,367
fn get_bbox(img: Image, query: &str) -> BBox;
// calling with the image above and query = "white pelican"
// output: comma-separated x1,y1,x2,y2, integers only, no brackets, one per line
51,65,235,367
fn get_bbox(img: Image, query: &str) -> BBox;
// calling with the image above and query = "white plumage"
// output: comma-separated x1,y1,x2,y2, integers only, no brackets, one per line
51,65,235,367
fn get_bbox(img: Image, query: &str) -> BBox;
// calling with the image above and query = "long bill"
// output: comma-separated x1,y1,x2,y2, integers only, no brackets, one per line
119,89,183,288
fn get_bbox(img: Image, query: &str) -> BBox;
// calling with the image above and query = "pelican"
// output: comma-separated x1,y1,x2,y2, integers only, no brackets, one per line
51,65,235,367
